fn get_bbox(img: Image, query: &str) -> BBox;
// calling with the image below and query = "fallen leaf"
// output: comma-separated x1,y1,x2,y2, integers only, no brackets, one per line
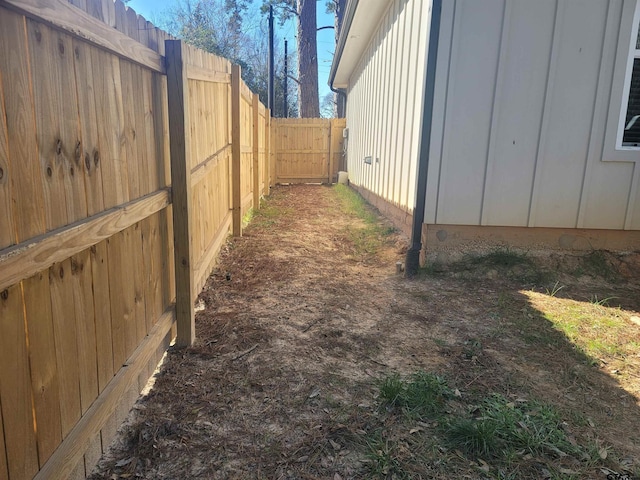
115,458,133,467
477,459,490,472
599,447,608,459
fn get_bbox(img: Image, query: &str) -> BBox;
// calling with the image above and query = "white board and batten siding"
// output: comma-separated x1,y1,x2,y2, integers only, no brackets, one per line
345,0,430,213
426,0,640,231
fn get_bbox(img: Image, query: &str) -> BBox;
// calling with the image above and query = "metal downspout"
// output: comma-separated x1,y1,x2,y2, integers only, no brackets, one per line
405,0,443,277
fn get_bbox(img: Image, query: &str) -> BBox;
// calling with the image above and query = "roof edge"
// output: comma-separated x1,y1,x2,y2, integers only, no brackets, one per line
328,0,359,90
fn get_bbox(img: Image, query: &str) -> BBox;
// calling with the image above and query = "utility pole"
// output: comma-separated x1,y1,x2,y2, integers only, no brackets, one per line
283,39,288,118
268,5,275,114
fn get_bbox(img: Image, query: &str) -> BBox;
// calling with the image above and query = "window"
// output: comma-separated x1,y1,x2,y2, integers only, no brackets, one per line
619,4,640,148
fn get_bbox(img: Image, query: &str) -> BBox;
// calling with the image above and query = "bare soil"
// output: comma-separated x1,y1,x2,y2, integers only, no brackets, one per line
90,184,640,480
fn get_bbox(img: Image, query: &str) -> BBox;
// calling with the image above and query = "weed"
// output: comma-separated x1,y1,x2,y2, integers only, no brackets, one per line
241,208,255,227
378,371,450,417
546,281,565,297
444,395,577,460
445,417,499,457
589,295,618,307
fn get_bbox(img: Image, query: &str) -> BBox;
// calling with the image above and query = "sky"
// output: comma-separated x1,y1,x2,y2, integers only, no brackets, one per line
125,0,336,101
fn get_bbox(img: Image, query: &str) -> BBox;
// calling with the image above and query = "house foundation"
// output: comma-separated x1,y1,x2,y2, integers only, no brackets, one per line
421,224,640,264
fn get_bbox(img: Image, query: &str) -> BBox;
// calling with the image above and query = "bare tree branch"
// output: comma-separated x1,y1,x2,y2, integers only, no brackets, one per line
317,25,334,31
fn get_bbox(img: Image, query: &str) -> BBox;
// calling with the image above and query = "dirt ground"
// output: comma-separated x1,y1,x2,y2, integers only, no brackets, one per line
90,184,640,480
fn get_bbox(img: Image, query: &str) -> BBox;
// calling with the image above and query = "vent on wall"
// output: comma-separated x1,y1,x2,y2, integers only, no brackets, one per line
364,156,372,164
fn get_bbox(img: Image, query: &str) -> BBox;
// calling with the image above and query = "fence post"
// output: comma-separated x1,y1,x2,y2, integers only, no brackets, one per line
265,109,271,196
165,39,195,346
231,64,242,237
252,94,260,210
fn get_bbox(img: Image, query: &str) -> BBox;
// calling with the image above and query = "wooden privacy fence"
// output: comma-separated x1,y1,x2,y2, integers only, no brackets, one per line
0,1,270,479
273,118,347,184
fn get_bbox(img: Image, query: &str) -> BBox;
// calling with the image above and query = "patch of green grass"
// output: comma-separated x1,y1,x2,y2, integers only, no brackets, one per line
378,371,451,417
368,371,624,479
529,292,637,360
444,395,579,462
249,197,293,228
332,184,396,257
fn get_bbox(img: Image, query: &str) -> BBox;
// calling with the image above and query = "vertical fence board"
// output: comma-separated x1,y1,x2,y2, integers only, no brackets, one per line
23,271,63,466
142,68,159,193
73,40,105,217
120,60,140,200
0,284,39,479
166,39,195,346
107,233,126,370
132,64,150,197
143,214,163,329
28,20,87,229
231,65,242,236
91,241,115,393
0,72,15,250
71,250,99,413
132,223,147,345
50,259,82,437
91,48,129,208
0,11,46,242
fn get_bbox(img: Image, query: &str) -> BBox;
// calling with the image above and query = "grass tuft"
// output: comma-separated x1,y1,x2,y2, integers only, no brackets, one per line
444,395,578,460
378,371,451,417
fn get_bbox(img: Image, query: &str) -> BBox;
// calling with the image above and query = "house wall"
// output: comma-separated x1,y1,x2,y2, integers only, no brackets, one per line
344,0,430,216
425,0,640,231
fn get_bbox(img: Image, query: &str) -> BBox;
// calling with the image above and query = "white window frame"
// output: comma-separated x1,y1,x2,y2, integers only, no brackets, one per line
616,1,640,150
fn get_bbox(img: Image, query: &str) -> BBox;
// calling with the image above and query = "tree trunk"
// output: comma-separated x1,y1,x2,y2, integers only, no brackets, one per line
297,0,319,117
334,0,346,118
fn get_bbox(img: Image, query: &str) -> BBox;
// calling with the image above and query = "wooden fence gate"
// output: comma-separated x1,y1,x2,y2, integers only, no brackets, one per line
272,118,346,184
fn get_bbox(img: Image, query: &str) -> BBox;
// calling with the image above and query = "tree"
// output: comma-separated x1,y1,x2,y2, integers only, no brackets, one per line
162,0,298,115
326,0,346,117
262,0,320,117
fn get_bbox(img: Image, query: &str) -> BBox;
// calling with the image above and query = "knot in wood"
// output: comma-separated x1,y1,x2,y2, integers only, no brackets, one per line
0,290,8,301
56,139,63,155
0,167,4,181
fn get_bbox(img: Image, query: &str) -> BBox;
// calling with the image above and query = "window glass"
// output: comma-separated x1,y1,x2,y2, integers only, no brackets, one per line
623,59,640,146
